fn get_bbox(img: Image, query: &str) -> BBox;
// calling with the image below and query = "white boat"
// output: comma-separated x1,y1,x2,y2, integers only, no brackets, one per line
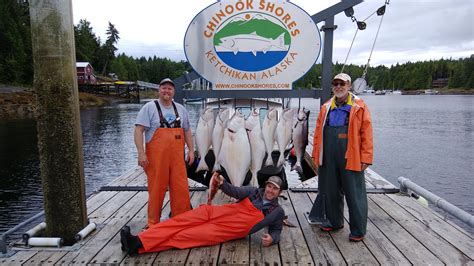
393,90,402,95
206,97,288,110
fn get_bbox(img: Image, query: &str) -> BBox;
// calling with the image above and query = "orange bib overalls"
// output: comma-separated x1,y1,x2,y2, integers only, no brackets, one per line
144,101,191,226
138,198,264,253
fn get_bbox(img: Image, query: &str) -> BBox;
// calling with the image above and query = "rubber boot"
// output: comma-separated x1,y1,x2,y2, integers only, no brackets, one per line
120,226,143,256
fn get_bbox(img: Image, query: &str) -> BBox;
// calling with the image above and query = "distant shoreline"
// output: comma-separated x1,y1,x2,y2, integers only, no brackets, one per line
0,85,115,120
1,84,472,120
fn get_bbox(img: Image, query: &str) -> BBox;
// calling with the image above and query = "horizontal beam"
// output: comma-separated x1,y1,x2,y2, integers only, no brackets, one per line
311,0,364,23
99,186,207,192
290,187,400,194
183,89,322,99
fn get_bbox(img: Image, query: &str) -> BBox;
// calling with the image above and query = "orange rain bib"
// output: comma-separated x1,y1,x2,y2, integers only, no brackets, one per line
145,127,191,226
138,198,264,253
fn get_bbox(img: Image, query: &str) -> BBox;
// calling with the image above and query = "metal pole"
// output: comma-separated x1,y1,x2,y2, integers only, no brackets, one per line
398,177,474,227
29,0,88,245
320,16,336,104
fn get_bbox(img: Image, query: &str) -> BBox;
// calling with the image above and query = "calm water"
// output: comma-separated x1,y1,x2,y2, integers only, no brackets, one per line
0,95,473,235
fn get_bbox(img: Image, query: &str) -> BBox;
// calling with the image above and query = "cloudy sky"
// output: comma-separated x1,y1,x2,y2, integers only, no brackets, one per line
72,0,473,66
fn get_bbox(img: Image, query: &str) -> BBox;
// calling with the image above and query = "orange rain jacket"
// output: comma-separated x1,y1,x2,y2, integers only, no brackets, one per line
312,93,373,171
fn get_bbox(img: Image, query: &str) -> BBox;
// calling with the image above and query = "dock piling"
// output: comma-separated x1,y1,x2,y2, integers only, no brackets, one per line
29,0,88,245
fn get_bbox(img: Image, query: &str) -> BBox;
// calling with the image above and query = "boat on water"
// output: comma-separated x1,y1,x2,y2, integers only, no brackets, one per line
375,90,386,95
392,90,402,95
205,97,288,110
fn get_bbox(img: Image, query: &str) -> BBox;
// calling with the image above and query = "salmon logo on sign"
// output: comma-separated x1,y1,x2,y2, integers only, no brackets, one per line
184,0,321,90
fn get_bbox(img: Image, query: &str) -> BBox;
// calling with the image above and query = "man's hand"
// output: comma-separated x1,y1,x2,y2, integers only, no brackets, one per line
361,163,369,171
261,233,273,247
210,172,224,186
187,151,195,166
138,152,149,168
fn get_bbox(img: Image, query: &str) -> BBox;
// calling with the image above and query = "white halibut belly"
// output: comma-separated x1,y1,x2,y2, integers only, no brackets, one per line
220,128,251,186
248,129,266,186
211,120,224,170
292,124,305,171
195,120,213,172
262,109,278,166
276,109,294,167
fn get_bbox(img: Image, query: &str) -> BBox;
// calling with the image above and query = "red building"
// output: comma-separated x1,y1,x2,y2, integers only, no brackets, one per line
76,62,97,85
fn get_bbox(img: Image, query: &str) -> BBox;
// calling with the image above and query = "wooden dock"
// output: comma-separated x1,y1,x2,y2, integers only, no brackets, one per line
2,165,472,265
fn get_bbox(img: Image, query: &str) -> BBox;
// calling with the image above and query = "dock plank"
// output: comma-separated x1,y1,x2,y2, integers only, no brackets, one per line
215,191,250,265
289,192,346,265
73,192,147,264
108,167,142,186
121,193,171,265
89,192,149,264
124,171,147,187
1,251,37,266
388,193,474,259
152,192,204,265
370,194,471,264
365,168,397,189
186,192,221,266
278,191,314,265
22,251,66,265
307,193,379,265
4,165,473,266
56,191,140,264
85,191,118,214
250,228,280,265
325,193,412,265
367,195,443,265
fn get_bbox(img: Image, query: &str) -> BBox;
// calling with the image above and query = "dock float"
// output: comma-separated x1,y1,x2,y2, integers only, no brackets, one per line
1,165,473,265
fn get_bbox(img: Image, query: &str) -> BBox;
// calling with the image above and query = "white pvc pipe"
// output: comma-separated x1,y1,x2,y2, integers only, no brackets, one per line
27,237,62,248
398,176,474,227
23,222,47,241
75,222,97,241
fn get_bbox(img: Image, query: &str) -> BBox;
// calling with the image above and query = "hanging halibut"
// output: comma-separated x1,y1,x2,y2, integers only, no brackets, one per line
245,108,266,187
262,108,279,166
219,111,251,186
212,108,232,172
275,108,295,167
195,107,214,172
291,108,310,173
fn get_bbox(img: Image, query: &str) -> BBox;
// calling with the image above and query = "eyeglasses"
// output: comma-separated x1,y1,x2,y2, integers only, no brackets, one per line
332,81,346,87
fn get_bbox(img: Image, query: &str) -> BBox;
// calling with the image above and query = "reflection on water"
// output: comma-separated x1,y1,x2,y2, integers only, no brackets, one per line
0,95,473,235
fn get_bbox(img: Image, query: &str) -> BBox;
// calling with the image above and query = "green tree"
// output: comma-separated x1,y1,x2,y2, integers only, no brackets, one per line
74,19,100,69
99,22,120,75
0,0,32,84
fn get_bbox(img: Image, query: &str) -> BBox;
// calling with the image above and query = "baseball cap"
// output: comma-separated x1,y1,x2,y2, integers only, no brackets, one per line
265,176,283,189
333,73,351,83
159,78,175,87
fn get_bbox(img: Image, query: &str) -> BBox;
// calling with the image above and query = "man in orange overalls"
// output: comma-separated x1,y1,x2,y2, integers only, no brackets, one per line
134,78,194,227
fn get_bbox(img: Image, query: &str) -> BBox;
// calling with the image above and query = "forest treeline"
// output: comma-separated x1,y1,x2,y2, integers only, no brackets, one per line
1,0,472,90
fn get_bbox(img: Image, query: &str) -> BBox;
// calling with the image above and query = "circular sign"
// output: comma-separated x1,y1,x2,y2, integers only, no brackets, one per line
184,0,321,90
352,77,367,94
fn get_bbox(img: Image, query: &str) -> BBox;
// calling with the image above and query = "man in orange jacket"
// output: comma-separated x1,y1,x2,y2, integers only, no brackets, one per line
120,173,285,256
312,73,373,242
